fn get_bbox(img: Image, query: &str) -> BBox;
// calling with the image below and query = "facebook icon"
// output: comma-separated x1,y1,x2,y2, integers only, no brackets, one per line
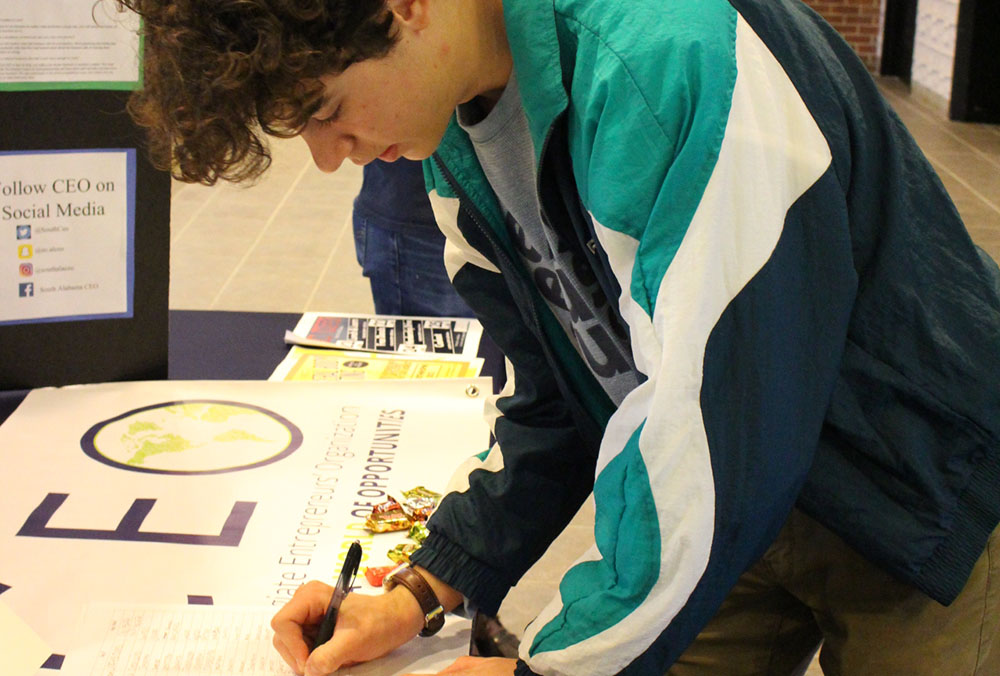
19,282,34,297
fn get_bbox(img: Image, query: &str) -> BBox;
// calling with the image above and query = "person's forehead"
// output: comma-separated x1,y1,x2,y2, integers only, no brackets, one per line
314,53,405,108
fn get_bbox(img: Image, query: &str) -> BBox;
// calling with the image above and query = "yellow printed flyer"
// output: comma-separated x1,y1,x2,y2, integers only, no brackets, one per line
269,346,484,382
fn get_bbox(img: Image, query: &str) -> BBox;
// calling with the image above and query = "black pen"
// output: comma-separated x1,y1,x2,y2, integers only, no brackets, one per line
313,540,363,650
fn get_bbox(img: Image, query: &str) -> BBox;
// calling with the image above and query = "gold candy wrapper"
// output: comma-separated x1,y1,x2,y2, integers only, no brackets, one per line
401,486,442,522
402,486,442,500
365,497,412,533
408,522,429,544
403,497,437,522
387,543,419,564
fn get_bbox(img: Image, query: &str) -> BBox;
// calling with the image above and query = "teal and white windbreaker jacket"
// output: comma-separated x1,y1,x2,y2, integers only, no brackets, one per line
409,0,1000,673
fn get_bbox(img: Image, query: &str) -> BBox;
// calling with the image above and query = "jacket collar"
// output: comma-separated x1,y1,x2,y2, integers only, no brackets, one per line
434,0,567,181
502,0,568,162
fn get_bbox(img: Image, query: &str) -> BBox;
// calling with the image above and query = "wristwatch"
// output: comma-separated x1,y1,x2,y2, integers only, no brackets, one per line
383,564,445,637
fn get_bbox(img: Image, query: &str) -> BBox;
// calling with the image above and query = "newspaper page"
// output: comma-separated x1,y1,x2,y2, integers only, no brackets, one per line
286,312,483,359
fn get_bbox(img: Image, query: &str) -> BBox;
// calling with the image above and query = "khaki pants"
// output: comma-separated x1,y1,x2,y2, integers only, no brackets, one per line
669,509,999,676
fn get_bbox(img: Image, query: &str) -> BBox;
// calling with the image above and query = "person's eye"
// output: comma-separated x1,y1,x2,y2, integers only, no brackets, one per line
315,104,341,127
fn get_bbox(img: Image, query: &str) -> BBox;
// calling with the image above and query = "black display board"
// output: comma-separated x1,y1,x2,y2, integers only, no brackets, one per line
950,0,1000,123
0,90,169,388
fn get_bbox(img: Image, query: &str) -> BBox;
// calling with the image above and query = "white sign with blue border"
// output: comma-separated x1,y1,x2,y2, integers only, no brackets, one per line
0,149,135,326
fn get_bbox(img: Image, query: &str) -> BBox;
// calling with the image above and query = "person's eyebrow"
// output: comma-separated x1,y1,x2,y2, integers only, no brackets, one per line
305,89,333,119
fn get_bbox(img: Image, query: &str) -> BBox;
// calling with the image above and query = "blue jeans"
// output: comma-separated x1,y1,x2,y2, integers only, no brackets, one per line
353,216,474,318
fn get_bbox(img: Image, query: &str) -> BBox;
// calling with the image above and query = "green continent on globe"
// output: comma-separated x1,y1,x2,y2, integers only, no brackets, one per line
126,432,194,466
213,429,270,443
127,421,162,434
115,403,277,468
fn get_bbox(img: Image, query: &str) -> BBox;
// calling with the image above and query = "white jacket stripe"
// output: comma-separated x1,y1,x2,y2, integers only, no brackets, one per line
427,189,501,278
521,16,832,674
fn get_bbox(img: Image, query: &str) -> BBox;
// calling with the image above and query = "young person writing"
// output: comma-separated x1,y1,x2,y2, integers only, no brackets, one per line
119,1,999,674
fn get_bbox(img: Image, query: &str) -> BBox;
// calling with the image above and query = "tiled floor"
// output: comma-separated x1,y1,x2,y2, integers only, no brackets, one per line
169,146,372,314
169,78,999,674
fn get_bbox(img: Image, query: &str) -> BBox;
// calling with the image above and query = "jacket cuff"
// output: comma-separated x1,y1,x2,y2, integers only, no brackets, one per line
514,659,539,676
408,531,512,616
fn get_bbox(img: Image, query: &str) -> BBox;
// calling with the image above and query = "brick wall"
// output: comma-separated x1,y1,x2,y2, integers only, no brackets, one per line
802,0,883,71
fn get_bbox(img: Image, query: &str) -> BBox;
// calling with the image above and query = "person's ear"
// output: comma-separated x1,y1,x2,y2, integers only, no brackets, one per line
386,0,430,31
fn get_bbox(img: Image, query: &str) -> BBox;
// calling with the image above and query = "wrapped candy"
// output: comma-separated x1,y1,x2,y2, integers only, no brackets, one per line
387,543,419,564
408,522,429,544
401,486,442,522
365,565,397,588
402,497,436,522
402,486,441,500
364,497,412,533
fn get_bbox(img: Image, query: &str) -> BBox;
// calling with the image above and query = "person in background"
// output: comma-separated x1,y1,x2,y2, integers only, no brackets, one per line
354,158,474,317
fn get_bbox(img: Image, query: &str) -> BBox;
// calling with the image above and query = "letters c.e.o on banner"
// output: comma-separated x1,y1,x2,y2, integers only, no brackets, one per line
80,400,303,475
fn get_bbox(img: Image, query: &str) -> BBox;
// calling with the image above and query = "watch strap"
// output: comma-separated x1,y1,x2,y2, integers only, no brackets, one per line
384,565,445,637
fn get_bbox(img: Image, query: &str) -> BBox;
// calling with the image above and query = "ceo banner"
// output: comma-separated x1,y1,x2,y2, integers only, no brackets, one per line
0,378,490,665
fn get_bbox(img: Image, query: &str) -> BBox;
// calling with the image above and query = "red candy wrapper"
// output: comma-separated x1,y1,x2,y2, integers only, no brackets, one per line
365,565,397,588
364,497,412,533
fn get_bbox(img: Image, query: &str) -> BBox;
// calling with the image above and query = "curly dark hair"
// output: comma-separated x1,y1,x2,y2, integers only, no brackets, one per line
115,0,397,184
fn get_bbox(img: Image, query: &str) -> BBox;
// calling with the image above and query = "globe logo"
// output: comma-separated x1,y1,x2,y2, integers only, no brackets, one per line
81,400,303,475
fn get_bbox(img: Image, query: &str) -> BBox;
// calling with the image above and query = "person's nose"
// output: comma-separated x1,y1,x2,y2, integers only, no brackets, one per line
300,120,354,173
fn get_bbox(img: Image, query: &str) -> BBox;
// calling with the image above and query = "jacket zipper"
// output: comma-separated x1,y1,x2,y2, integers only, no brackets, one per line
430,154,547,338
431,151,614,433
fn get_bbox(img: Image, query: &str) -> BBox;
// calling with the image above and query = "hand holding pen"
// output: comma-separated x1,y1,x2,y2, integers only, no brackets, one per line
271,545,461,676
313,540,363,650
